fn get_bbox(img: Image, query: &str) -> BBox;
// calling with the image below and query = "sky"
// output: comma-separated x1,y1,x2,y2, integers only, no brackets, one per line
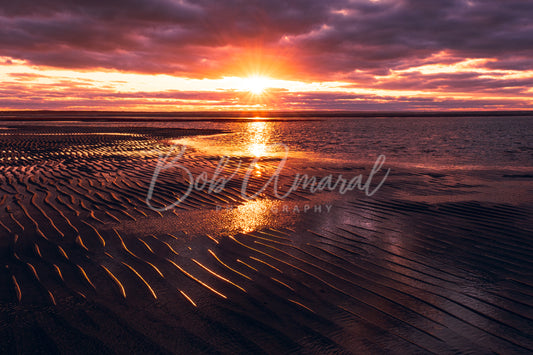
1,0,532,111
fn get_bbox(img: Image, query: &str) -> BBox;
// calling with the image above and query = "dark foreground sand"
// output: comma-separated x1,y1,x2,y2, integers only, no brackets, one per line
1,125,532,354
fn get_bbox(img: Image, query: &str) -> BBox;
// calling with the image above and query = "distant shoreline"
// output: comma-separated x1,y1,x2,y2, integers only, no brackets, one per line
0,110,532,122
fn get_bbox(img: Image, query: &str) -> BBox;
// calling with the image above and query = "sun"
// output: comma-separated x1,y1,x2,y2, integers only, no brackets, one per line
244,75,271,95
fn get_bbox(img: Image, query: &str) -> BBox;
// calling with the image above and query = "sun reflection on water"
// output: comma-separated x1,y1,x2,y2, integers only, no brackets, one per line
229,199,275,233
168,120,278,159
246,121,270,157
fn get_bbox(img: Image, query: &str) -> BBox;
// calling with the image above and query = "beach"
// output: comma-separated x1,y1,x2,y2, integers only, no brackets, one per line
1,115,532,354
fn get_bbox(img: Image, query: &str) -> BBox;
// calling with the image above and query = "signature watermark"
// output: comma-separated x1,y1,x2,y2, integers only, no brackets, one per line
146,143,390,212
216,203,334,214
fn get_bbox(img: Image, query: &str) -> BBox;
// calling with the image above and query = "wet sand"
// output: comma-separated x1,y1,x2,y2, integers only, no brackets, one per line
1,124,532,354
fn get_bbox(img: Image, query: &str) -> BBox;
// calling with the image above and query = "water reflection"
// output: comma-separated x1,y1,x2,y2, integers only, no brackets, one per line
245,121,272,178
246,121,270,158
169,120,276,160
228,199,276,233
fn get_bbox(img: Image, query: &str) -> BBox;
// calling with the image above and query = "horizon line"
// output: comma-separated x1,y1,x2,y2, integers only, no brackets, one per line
0,109,532,120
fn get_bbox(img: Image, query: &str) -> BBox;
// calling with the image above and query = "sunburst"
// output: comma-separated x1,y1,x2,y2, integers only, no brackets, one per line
242,75,272,95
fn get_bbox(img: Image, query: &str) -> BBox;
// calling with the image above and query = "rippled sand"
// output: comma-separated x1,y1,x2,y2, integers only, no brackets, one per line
1,124,532,354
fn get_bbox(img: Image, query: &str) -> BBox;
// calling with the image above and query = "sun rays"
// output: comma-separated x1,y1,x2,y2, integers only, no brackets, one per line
242,75,272,95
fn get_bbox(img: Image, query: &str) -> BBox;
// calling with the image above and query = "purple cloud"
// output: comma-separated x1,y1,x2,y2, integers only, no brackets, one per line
0,0,531,79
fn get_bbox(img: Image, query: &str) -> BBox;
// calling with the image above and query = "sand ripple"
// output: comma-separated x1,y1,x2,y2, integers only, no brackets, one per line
1,125,532,353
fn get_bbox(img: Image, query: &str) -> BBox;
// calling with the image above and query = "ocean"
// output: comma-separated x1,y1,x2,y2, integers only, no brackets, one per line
3,115,532,170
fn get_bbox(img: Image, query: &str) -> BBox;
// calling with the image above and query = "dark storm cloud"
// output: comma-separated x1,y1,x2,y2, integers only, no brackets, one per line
1,0,532,80
0,0,337,75
292,0,533,77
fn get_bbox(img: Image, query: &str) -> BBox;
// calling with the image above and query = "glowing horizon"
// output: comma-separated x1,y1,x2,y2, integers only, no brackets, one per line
1,1,532,111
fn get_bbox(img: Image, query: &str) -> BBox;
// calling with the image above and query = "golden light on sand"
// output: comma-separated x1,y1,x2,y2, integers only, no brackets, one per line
229,199,275,233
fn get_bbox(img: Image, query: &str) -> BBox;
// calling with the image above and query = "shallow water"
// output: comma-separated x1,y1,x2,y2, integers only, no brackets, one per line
175,116,533,170
4,115,532,170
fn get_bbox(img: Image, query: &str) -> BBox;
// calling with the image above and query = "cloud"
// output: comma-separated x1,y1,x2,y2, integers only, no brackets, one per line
1,0,531,79
1,76,531,111
0,0,532,110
